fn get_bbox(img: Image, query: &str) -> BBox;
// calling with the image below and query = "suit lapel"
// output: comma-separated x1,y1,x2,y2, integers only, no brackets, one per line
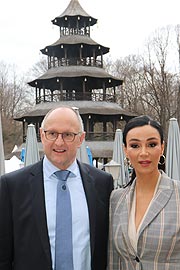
29,161,52,266
77,161,97,255
121,183,137,254
139,172,173,236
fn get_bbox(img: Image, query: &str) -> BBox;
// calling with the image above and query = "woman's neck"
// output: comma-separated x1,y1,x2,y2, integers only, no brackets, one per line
135,170,160,192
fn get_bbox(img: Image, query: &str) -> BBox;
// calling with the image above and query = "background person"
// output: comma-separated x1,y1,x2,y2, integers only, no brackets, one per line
0,106,113,270
108,115,180,269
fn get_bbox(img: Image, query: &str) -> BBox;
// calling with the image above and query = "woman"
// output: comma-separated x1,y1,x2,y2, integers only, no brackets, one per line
108,115,180,270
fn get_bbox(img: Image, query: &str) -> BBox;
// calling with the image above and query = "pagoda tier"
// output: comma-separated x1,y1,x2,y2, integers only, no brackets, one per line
51,0,97,28
14,101,136,159
41,35,109,68
29,65,122,104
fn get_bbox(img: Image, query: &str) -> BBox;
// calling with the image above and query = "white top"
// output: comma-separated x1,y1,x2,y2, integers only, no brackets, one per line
128,173,161,252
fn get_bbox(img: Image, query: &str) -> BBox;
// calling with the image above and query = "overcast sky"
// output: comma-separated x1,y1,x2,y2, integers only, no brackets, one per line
1,0,180,74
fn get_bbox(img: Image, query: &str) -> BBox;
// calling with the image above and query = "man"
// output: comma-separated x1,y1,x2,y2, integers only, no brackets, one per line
0,106,113,270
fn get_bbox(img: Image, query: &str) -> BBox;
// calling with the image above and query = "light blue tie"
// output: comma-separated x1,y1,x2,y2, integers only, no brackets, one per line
54,170,74,270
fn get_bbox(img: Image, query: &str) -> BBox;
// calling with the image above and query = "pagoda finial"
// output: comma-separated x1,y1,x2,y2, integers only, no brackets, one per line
52,0,97,27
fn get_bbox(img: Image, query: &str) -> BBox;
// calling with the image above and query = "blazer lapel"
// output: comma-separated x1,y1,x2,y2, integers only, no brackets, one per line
29,161,52,266
77,161,97,256
121,182,137,254
139,172,173,236
115,173,173,257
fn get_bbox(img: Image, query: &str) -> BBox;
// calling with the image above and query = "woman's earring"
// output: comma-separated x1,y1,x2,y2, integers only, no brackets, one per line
124,157,129,167
124,157,132,168
158,155,166,165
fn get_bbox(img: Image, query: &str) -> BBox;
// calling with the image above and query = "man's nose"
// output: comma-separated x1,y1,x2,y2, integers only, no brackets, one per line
55,134,64,144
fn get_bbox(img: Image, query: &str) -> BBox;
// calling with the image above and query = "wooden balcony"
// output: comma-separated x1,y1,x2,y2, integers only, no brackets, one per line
85,132,115,141
36,92,119,104
48,57,103,69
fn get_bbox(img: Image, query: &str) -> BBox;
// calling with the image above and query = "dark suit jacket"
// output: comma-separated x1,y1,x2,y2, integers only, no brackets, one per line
0,159,113,270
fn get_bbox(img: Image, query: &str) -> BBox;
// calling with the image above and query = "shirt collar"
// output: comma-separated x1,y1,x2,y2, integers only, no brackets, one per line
43,156,78,178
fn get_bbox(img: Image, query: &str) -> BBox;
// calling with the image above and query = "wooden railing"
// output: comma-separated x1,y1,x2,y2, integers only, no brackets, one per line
85,132,115,141
48,57,103,69
36,92,119,104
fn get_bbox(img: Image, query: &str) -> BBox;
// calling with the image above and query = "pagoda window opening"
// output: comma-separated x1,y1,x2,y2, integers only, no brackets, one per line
106,87,115,102
61,89,67,101
79,45,83,61
52,90,60,102
64,27,67,36
71,90,76,100
50,89,53,102
100,52,103,68
54,57,59,67
96,55,102,68
48,56,51,69
48,56,51,68
91,89,104,102
35,87,38,103
64,27,68,36
83,80,86,95
64,49,68,65
43,87,46,102
43,89,51,102
69,28,74,35
38,88,41,103
102,82,106,101
53,56,56,67
76,20,79,31
60,26,65,37
93,49,96,66
85,24,90,36
79,28,82,35
59,58,66,66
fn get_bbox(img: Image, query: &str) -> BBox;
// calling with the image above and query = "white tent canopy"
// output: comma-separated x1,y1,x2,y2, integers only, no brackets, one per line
5,155,23,173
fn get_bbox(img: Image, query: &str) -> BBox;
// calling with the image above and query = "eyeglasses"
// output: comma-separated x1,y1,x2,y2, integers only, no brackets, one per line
43,130,81,142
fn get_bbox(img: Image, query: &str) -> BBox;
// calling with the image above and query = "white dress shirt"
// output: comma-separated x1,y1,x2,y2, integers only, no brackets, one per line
43,156,91,270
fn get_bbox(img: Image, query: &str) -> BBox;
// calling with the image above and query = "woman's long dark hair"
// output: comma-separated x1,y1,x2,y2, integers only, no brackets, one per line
123,115,164,187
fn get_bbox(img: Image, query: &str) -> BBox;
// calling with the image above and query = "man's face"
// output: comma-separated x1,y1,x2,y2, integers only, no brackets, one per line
40,108,85,170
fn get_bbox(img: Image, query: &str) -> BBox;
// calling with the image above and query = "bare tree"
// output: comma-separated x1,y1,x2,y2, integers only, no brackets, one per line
0,61,34,154
107,26,179,141
175,24,180,123
30,56,48,78
113,55,146,113
142,26,178,137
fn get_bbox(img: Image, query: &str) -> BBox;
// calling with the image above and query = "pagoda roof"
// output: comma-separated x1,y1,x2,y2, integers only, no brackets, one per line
28,66,123,89
52,0,97,27
14,101,136,121
41,35,109,56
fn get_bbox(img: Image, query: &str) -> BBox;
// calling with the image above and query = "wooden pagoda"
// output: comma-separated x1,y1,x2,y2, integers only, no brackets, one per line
15,0,135,163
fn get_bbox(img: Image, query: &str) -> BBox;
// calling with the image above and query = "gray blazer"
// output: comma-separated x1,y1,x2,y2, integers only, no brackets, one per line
108,171,180,270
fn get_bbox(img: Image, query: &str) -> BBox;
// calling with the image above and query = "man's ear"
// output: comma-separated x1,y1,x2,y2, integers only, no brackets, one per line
78,132,86,147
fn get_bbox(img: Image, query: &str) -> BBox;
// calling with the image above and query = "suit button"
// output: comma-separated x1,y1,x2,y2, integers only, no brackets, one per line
135,256,140,262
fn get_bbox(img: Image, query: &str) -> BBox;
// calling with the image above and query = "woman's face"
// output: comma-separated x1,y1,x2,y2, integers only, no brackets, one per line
124,125,164,176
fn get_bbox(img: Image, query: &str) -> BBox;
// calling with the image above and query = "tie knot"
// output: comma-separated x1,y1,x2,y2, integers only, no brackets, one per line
55,170,70,181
